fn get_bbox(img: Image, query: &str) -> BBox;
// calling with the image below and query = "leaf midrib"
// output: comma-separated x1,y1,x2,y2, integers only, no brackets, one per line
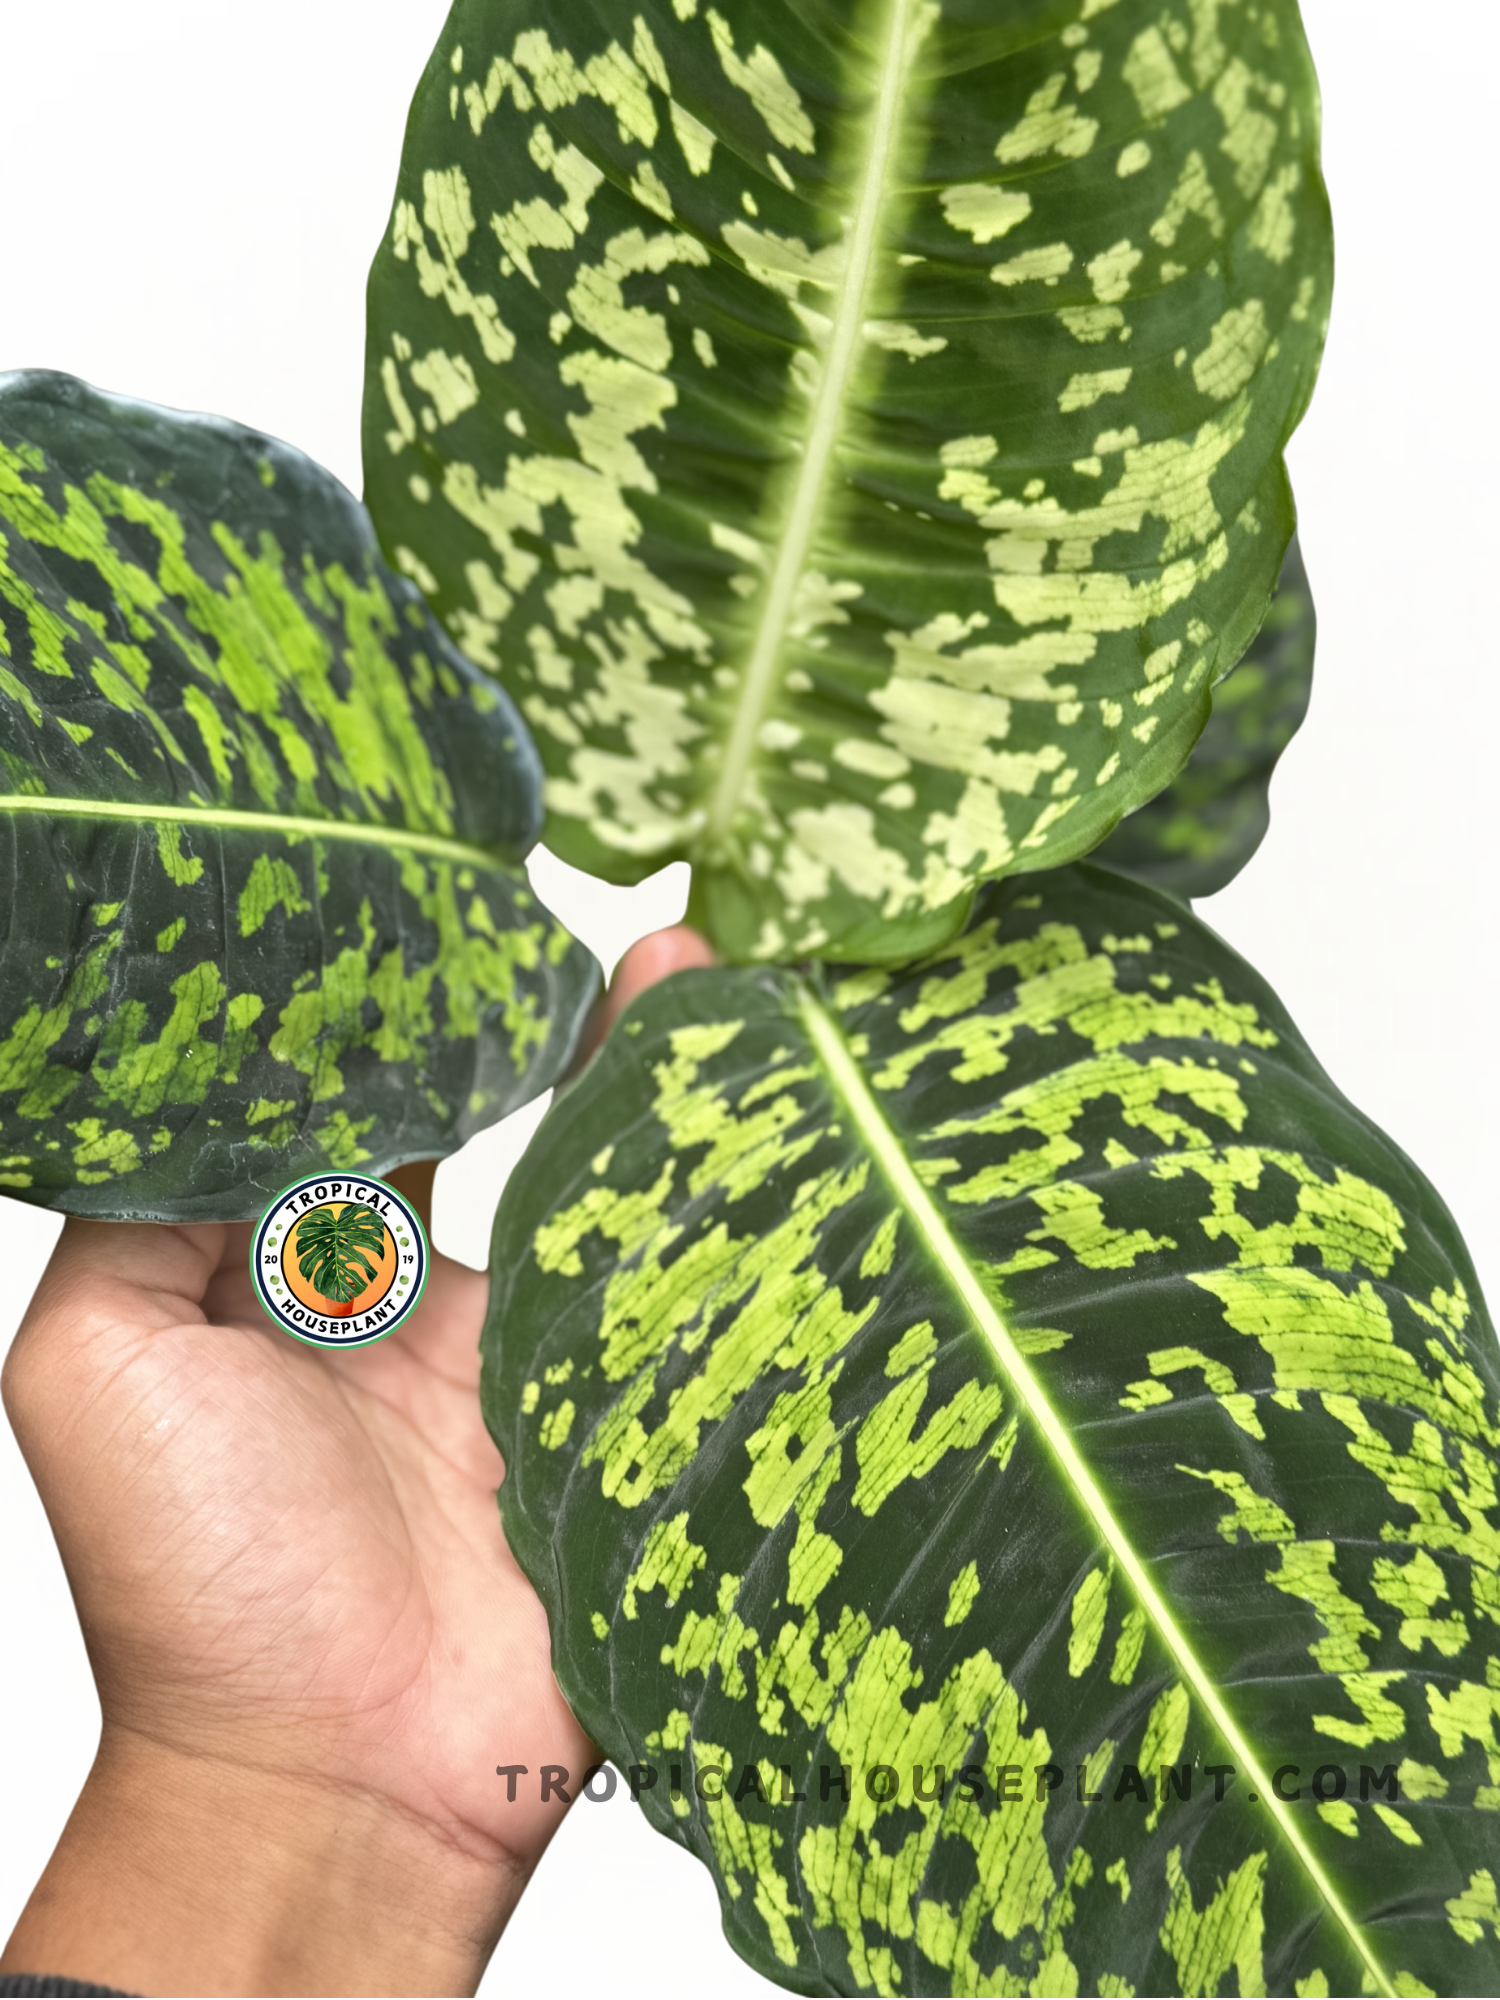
0,792,507,872
793,978,1395,2000
703,0,914,850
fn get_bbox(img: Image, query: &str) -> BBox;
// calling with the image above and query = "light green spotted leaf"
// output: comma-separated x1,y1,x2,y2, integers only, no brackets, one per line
0,371,598,1219
485,864,1499,1997
364,0,1331,962
1097,532,1314,898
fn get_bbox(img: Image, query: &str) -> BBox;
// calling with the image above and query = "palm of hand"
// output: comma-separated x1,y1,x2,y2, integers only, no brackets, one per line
5,1211,588,1873
2,928,716,1987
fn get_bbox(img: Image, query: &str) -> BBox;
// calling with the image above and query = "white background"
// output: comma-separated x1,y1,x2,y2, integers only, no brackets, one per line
1,4,1494,1992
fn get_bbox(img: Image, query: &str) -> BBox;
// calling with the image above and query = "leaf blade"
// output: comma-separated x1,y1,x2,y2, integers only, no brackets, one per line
365,0,1332,960
1095,533,1315,897
484,865,1499,1997
0,370,599,1218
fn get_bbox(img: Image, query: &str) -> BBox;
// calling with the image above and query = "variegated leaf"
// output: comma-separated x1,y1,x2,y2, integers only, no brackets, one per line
485,864,1499,1997
364,0,1331,963
1097,532,1313,898
0,371,598,1219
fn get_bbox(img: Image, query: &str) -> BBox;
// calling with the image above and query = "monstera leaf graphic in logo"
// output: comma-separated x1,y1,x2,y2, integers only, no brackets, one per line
294,1203,390,1313
0,371,598,1219
484,864,1499,1999
365,0,1331,962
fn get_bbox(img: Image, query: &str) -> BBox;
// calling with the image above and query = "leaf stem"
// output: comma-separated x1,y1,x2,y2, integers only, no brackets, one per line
703,0,914,853
0,792,509,873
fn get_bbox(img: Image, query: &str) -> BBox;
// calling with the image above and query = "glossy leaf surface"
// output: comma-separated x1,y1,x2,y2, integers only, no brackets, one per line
1096,533,1313,898
486,865,1499,1997
365,0,1331,962
0,372,597,1219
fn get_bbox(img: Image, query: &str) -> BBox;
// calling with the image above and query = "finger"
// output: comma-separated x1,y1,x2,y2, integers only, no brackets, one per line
2,1219,231,1468
609,923,717,1020
200,1221,261,1324
567,923,715,1078
20,1218,225,1346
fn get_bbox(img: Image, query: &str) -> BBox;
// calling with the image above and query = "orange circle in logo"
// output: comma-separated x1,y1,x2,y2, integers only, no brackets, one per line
282,1202,400,1320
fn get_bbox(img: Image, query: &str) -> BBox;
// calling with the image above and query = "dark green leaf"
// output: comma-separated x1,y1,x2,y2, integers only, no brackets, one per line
0,371,599,1220
485,864,1498,1998
1095,533,1314,897
364,0,1331,962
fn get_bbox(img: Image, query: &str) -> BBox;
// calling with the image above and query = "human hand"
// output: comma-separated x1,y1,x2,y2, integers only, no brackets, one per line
0,924,714,1999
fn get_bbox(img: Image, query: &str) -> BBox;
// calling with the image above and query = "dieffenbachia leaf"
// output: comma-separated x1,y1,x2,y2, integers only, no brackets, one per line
484,864,1499,1998
0,371,597,1219
364,0,1331,963
1096,532,1314,898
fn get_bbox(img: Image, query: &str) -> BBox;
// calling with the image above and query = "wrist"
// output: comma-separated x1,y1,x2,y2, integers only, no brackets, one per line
1,1726,525,1997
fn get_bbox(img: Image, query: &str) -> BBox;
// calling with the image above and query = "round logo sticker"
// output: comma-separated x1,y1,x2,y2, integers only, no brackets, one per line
250,1175,429,1347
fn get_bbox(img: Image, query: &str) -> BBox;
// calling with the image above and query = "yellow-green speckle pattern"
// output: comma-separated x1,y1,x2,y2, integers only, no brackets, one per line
485,863,1497,1996
364,0,1332,963
0,371,597,1218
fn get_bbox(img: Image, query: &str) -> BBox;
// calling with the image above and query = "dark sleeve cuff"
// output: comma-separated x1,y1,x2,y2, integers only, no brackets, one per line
0,1978,138,1996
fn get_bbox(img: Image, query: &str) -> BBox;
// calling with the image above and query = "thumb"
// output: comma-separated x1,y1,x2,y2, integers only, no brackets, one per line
566,922,715,1079
10,1214,223,1353
2,1218,226,1473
